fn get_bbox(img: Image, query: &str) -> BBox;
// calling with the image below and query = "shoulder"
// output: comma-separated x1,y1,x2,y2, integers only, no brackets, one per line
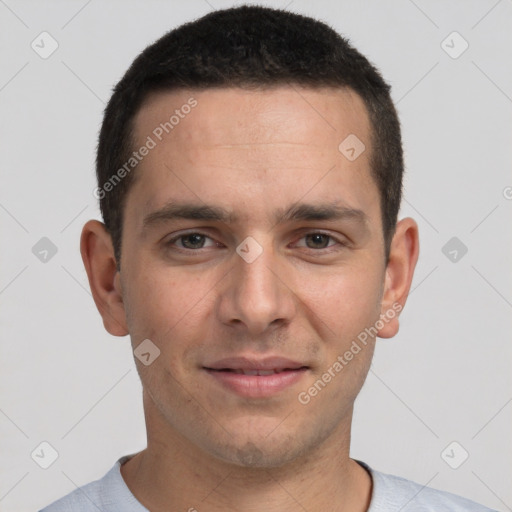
357,460,497,512
39,456,147,512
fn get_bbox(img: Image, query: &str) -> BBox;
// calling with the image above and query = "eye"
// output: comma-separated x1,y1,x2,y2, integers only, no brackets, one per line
293,232,344,250
167,232,217,250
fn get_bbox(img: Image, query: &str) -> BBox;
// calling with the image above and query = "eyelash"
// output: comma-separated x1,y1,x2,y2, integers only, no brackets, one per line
165,231,348,254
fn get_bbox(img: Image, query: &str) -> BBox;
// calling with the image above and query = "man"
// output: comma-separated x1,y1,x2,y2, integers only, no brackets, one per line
40,5,495,511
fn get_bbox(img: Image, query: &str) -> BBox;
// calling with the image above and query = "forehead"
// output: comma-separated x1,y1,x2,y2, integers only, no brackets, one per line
128,85,377,224
134,85,371,150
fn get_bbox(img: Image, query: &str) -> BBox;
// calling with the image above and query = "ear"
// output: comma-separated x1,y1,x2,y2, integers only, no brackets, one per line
377,217,419,338
80,220,129,336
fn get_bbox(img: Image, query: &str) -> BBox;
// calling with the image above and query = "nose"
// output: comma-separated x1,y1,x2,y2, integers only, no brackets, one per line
216,238,297,337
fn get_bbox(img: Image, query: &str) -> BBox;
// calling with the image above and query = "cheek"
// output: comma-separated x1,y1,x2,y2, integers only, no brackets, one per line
125,261,198,322
297,262,383,339
295,270,380,414
123,265,217,358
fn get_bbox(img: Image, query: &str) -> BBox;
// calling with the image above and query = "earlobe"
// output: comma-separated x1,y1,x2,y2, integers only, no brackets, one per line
377,217,420,339
80,220,129,337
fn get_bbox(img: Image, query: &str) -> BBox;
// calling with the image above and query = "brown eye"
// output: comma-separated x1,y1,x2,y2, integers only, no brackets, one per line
167,232,217,250
304,233,332,249
292,232,347,253
179,233,207,249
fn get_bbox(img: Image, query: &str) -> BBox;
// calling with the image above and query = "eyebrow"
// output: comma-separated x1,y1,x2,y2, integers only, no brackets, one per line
142,201,368,229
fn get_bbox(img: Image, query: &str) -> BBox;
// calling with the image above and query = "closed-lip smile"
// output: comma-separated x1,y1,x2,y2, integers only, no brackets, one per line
203,356,309,398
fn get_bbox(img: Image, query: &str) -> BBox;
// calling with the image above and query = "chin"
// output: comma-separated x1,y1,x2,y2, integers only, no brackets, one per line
213,439,300,469
203,424,313,469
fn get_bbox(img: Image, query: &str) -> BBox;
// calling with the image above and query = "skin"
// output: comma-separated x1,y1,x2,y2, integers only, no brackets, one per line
81,86,419,512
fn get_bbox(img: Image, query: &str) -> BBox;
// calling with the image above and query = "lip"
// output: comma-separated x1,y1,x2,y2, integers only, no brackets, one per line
204,356,306,371
203,356,309,398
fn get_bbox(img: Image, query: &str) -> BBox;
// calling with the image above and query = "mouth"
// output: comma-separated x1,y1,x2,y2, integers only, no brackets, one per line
205,367,308,375
202,357,309,398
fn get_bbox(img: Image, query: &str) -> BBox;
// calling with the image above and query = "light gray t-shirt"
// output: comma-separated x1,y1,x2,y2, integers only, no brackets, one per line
39,456,497,511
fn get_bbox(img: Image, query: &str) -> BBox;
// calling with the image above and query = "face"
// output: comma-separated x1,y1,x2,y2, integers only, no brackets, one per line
89,86,413,468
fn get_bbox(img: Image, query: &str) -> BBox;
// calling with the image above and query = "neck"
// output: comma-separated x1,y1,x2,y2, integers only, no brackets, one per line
121,398,372,512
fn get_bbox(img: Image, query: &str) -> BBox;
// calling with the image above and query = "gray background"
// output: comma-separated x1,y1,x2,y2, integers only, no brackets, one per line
1,0,511,510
